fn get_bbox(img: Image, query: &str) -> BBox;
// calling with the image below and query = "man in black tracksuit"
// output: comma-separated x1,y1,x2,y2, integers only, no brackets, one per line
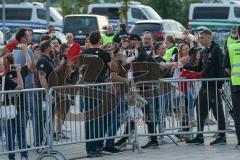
186,29,226,145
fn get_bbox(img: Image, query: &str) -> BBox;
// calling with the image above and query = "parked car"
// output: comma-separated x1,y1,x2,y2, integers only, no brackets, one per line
88,1,161,31
129,19,187,41
8,29,67,44
63,14,109,45
0,2,63,32
188,1,240,31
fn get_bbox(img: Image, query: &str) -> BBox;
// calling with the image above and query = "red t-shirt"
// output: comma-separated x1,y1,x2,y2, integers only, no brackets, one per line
66,42,82,65
6,40,19,53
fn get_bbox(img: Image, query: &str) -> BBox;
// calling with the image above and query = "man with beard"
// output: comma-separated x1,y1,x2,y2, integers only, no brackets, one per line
13,28,44,149
142,31,154,58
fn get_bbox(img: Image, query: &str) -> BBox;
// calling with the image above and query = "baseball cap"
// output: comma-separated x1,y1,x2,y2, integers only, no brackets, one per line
120,34,129,41
129,34,141,41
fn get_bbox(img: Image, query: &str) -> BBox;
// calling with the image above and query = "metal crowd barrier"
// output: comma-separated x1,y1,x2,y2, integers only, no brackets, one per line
0,78,235,159
135,78,234,148
0,88,48,160
37,82,132,159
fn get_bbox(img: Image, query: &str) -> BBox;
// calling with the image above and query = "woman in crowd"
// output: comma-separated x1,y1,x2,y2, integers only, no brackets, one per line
1,44,31,160
180,47,202,126
152,42,177,144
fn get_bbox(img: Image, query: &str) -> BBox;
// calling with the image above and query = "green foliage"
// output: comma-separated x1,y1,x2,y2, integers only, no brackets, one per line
119,0,129,27
140,0,208,27
60,0,224,27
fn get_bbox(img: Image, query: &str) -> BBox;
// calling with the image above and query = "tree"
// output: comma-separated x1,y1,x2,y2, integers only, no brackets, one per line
119,0,128,28
141,0,206,27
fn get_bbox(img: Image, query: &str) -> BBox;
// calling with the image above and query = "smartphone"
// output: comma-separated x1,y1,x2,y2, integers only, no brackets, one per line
10,64,18,71
15,44,23,50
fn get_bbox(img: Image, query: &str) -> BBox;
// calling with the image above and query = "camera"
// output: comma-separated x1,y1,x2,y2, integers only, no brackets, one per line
10,64,18,71
15,44,22,50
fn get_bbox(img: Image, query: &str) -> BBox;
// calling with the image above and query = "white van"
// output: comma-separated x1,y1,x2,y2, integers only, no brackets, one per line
63,14,109,45
0,2,63,33
88,1,161,30
188,1,240,31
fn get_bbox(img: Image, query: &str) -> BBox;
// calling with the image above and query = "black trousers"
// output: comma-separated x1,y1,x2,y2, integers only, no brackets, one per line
196,87,226,138
231,90,240,144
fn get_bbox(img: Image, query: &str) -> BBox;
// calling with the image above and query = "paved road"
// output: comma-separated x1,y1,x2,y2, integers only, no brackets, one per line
0,133,239,160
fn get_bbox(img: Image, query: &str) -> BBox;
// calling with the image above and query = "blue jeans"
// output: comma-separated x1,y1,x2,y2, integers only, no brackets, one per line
0,119,6,138
105,97,127,148
187,90,195,119
6,112,28,159
26,91,44,147
85,98,105,152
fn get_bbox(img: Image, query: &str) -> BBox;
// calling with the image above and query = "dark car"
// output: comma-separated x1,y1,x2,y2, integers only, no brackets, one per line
63,14,109,45
129,19,187,41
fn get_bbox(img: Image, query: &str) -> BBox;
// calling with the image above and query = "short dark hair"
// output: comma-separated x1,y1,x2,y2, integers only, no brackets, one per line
166,35,175,44
89,31,101,45
15,28,27,42
120,23,126,30
40,34,51,42
60,43,69,53
40,40,52,52
200,29,212,36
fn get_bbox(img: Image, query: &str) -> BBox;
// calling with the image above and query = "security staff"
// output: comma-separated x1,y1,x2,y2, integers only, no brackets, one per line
186,29,226,145
224,27,238,53
225,26,240,148
163,35,178,62
102,25,115,45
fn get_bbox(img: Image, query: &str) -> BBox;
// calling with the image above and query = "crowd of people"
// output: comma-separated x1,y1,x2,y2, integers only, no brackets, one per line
0,23,239,159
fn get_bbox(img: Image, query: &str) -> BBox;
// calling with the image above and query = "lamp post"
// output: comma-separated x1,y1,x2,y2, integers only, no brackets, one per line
46,0,51,28
2,0,6,42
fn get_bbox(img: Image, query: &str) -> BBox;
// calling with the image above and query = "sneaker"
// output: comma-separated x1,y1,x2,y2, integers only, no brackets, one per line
87,150,97,158
21,157,29,160
36,148,48,154
95,148,103,157
141,141,159,149
53,133,59,141
114,137,128,148
57,132,69,139
210,137,226,146
103,147,120,153
186,137,204,145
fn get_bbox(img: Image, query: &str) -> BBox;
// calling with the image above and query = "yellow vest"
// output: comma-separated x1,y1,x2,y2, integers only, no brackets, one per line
228,42,240,85
227,36,238,49
163,46,178,61
102,34,115,45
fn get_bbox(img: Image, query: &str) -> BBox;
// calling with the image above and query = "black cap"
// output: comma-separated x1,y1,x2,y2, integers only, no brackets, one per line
129,34,141,41
120,34,129,41
119,23,126,29
188,47,201,56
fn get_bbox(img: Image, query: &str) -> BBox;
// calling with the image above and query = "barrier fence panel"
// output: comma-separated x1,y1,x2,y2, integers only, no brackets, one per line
0,88,48,159
135,78,234,148
45,82,132,158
